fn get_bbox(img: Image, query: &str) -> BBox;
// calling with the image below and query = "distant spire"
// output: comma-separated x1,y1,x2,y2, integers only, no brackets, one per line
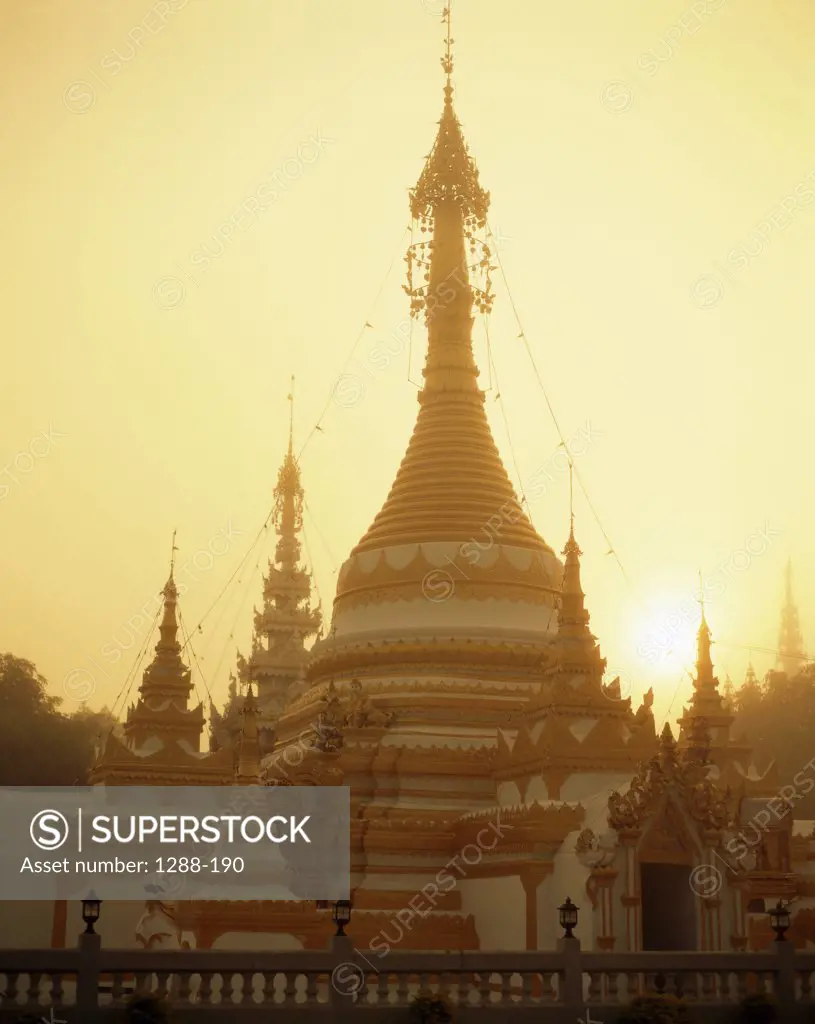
777,558,806,677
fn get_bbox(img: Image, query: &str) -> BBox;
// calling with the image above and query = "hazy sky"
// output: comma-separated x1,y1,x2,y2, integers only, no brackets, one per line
2,0,813,731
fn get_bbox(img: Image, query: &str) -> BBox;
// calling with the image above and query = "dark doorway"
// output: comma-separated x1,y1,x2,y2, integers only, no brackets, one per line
640,863,698,950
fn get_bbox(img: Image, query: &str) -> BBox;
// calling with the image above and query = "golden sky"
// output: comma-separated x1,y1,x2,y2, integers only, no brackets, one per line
1,0,813,729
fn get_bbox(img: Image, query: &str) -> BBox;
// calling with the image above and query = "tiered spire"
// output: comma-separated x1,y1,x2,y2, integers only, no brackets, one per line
744,658,760,689
558,521,591,640
349,9,550,557
235,686,261,783
124,549,205,752
540,519,613,694
677,593,742,765
777,558,806,677
235,387,321,742
693,598,717,701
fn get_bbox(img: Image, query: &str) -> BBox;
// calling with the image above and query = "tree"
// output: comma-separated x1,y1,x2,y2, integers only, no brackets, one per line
730,665,815,818
0,653,119,785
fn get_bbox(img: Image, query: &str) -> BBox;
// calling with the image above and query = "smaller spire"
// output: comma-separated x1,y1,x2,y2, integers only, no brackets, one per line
236,685,261,783
660,722,676,749
559,516,589,632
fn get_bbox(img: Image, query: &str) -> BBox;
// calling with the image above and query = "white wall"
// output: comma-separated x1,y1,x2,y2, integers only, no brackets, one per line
459,876,525,949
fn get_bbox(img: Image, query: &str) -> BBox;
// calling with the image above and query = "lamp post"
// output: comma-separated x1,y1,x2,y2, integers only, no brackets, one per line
333,899,352,937
558,897,579,939
769,900,791,942
81,893,102,935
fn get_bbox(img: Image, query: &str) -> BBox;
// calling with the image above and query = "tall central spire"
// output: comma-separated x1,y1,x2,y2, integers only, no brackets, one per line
349,14,551,559
405,4,492,399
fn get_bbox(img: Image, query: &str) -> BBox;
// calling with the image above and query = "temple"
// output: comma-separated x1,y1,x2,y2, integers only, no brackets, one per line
9,11,814,956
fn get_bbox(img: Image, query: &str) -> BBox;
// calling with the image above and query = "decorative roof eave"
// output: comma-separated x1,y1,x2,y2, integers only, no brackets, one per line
92,732,233,772
306,637,555,683
456,801,584,848
126,699,205,724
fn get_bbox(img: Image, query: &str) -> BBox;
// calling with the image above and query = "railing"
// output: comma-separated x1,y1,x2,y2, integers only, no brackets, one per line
1,934,813,1022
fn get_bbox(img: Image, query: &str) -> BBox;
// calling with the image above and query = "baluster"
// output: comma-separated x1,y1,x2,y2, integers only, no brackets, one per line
110,973,124,1004
198,971,213,1005
533,971,546,1002
375,970,389,1005
455,971,468,1007
50,972,64,1007
260,970,275,1006
157,972,172,1001
476,971,489,1006
176,972,190,1005
6,971,19,1005
240,971,252,1004
302,971,317,1005
586,970,600,1004
519,972,532,1005
25,971,42,1008
800,969,812,1002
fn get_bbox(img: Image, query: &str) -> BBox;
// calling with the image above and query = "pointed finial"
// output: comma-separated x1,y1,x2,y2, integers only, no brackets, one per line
170,529,179,576
698,569,706,625
441,4,454,81
287,376,295,454
568,456,575,536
